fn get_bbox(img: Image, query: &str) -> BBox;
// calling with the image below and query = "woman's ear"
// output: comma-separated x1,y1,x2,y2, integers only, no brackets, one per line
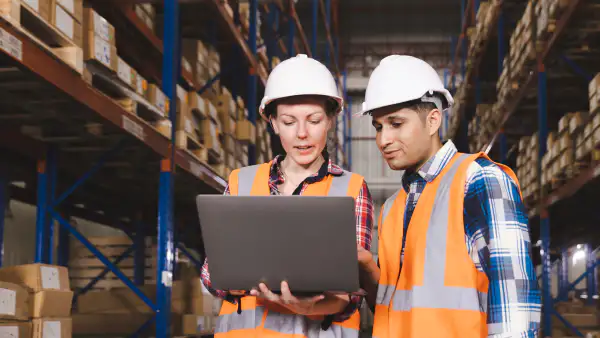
270,117,279,135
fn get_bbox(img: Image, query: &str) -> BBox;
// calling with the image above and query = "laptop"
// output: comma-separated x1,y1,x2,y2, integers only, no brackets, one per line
196,195,361,295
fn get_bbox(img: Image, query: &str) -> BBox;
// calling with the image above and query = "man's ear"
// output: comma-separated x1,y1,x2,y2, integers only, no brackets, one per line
427,109,442,136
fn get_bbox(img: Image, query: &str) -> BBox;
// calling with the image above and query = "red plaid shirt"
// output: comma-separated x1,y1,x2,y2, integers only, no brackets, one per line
200,154,374,322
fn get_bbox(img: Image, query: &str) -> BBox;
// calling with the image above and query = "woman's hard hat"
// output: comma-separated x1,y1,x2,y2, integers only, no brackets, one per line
259,54,343,121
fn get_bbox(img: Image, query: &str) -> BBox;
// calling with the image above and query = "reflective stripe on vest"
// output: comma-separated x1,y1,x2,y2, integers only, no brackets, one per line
376,153,487,313
218,163,362,338
216,306,264,332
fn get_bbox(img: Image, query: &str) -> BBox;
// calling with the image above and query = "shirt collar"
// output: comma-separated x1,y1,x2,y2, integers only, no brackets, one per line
417,140,458,182
269,153,343,185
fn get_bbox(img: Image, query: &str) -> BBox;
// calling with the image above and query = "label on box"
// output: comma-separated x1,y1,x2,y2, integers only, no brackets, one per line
185,119,193,134
0,28,23,61
0,326,18,337
0,288,16,316
55,5,74,39
122,116,144,141
136,76,146,96
41,266,60,289
43,321,61,338
177,85,186,103
196,316,205,332
117,58,132,86
93,12,111,42
156,90,167,115
23,0,39,11
58,0,75,14
94,36,112,68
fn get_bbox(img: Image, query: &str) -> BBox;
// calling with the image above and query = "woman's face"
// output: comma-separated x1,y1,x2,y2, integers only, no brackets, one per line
270,96,333,166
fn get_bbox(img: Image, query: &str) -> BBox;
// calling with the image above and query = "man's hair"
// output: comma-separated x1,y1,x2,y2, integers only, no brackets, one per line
265,95,338,119
392,99,438,122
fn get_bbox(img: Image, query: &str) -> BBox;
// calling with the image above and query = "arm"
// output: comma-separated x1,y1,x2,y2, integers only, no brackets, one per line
331,181,375,322
464,159,542,338
199,184,236,303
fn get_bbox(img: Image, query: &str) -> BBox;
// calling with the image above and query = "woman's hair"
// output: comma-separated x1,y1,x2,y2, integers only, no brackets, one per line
265,95,339,119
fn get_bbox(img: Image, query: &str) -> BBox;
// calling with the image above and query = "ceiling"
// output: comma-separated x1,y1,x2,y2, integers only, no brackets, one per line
295,0,462,76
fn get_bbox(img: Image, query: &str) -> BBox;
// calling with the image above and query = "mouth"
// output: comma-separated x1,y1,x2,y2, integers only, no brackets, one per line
294,145,314,153
382,149,401,159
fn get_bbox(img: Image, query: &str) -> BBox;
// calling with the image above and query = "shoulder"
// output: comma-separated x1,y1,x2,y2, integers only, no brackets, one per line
465,156,520,198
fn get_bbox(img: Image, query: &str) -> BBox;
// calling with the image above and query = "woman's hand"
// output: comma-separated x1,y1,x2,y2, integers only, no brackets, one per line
357,244,373,266
250,281,325,315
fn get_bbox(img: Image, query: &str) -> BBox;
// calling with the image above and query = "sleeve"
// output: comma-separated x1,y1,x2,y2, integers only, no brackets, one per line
463,159,542,337
199,184,237,303
332,180,375,322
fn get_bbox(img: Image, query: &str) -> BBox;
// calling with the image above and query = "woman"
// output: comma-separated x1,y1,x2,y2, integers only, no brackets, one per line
200,54,374,337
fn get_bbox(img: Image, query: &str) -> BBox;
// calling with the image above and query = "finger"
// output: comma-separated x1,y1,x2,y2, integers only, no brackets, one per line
259,283,279,302
280,281,296,304
249,288,259,297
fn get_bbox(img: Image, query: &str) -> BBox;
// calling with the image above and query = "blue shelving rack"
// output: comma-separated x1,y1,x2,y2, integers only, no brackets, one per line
0,0,350,337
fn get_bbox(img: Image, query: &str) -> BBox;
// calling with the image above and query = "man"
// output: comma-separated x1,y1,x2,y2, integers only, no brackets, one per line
356,55,541,337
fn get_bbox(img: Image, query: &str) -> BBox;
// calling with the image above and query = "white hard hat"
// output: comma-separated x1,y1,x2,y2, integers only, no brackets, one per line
358,55,453,116
259,54,343,121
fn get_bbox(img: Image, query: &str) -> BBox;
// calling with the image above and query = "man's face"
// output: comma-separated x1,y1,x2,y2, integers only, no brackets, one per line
371,106,438,171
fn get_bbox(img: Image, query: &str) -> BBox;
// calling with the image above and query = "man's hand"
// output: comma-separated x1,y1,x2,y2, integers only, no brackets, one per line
250,281,325,315
357,244,373,266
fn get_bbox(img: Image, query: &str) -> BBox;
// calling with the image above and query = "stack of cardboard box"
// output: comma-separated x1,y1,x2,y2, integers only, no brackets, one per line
83,7,118,72
72,263,220,336
0,263,74,338
134,3,155,33
553,298,599,337
182,39,210,89
52,0,83,48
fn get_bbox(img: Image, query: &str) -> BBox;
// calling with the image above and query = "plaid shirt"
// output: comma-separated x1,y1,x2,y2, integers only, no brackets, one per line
399,140,541,337
201,154,374,322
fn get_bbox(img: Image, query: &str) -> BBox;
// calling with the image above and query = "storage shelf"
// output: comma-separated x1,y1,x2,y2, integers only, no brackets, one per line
478,0,581,151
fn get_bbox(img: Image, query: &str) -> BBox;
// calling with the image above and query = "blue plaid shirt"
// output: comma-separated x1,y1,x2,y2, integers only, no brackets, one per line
400,141,541,338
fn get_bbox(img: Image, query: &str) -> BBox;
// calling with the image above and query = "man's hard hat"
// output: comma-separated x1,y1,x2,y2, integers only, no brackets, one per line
259,54,343,121
358,55,453,116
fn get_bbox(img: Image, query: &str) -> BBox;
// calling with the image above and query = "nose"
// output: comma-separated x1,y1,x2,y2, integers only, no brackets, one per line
296,122,308,139
378,127,393,150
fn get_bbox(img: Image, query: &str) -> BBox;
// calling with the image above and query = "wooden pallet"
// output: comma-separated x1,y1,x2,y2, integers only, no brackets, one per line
0,0,82,73
83,63,171,136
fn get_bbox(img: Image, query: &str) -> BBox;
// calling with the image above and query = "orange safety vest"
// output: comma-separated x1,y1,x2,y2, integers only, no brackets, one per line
373,152,521,338
216,161,365,338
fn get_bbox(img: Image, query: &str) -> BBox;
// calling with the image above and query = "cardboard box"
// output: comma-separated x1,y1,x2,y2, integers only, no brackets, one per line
83,7,115,45
117,57,136,90
31,290,73,318
136,73,148,97
32,318,72,338
0,264,70,292
84,31,118,72
181,314,215,335
236,119,255,144
182,39,207,64
146,84,170,117
53,2,83,47
52,46,83,73
0,282,29,320
57,0,82,23
0,321,32,337
22,0,51,22
73,313,182,335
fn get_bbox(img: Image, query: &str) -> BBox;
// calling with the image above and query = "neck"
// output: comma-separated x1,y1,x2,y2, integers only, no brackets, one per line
282,155,325,177
410,137,443,173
